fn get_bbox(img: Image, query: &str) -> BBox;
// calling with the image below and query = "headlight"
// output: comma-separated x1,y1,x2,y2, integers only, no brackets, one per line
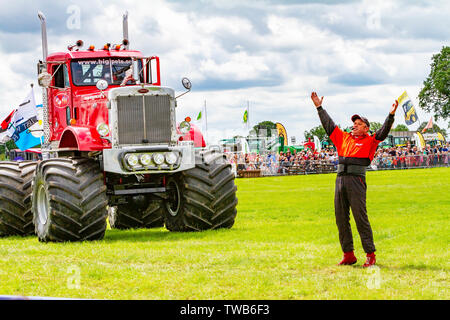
153,153,164,165
140,154,152,166
126,154,139,167
165,152,177,165
96,123,110,137
179,121,191,134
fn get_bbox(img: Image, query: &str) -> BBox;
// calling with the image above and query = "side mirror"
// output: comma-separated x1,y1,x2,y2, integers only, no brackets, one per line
175,77,192,99
37,62,46,75
182,77,192,90
132,59,140,84
38,72,52,88
37,61,51,87
145,56,161,86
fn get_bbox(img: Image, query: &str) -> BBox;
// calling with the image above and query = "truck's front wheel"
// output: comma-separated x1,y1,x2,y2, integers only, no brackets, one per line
164,150,238,231
32,158,108,242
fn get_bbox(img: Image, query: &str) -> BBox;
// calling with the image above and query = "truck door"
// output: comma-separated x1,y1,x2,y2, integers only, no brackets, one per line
49,63,71,140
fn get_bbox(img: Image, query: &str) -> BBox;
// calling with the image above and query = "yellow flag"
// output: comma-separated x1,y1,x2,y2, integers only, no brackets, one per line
398,91,418,126
276,122,287,147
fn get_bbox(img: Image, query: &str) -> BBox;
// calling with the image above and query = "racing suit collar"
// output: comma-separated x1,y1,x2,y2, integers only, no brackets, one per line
351,132,369,139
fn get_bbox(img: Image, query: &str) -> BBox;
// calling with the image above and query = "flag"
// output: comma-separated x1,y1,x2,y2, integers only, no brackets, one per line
6,88,42,151
197,101,207,145
276,122,287,148
398,91,418,126
313,135,321,152
243,109,248,123
422,116,433,133
1,109,16,131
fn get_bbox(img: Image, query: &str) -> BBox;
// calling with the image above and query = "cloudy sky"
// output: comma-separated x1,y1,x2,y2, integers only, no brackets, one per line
0,0,448,145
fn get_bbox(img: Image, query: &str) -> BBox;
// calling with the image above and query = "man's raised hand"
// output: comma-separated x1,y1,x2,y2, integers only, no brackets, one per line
390,99,399,115
311,92,324,108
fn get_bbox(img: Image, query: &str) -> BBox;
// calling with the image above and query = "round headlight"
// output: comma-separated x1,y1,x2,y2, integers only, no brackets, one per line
140,154,152,166
153,153,165,165
126,154,139,167
179,121,191,134
96,123,110,137
165,152,177,165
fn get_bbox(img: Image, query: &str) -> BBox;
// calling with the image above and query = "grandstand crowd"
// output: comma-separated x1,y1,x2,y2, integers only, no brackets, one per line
226,142,450,176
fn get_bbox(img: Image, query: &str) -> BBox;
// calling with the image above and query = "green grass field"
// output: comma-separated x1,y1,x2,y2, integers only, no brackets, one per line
0,168,448,300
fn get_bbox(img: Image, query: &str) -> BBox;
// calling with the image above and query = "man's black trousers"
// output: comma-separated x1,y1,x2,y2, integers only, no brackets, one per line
334,175,376,253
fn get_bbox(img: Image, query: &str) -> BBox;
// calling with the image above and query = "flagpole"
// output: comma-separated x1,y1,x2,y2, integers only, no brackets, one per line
247,100,250,132
204,100,208,146
4,142,8,160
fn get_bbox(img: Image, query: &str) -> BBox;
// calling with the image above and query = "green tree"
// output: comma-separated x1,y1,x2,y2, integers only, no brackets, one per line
417,122,447,139
391,124,409,132
418,46,450,125
369,121,382,133
304,125,332,144
252,121,277,138
0,140,17,160
0,144,5,160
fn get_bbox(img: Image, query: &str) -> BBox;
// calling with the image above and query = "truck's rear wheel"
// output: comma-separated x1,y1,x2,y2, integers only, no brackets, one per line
164,150,238,231
108,200,164,229
0,161,37,236
32,158,108,242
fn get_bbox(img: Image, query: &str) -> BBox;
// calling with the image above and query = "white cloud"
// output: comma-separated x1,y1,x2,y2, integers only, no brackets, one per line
199,52,270,81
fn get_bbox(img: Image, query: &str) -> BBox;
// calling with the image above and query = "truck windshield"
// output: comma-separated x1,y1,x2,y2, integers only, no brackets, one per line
71,58,143,86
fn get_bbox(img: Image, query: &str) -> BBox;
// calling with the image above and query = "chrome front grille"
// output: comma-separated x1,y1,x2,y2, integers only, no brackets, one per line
116,95,172,145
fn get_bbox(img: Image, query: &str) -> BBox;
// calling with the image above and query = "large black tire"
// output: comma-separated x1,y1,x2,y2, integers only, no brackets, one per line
164,150,238,231
32,157,108,242
0,161,37,236
108,200,164,229
20,161,38,235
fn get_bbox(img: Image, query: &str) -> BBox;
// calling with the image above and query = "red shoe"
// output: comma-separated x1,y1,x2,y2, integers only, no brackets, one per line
338,251,357,265
363,252,376,267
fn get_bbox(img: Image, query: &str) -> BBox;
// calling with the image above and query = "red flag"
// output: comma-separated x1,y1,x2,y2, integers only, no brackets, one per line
1,109,16,130
422,116,433,133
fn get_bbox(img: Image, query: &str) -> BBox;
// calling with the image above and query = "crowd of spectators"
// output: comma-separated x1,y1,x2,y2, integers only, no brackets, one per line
226,142,450,176
372,142,449,169
227,148,339,176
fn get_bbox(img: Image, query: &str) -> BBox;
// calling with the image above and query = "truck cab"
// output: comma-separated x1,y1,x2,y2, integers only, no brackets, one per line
41,49,158,152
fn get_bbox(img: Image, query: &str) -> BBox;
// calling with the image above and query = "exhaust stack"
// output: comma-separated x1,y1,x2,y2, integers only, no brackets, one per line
38,11,48,61
123,11,129,49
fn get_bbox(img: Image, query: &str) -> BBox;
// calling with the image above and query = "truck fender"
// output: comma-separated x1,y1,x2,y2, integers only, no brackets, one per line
177,123,206,148
58,126,106,151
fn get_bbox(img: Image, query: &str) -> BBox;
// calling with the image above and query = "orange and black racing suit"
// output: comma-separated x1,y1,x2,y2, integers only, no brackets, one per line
317,106,395,253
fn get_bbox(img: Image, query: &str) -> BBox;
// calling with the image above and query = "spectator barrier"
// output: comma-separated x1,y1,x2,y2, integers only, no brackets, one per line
225,144,449,177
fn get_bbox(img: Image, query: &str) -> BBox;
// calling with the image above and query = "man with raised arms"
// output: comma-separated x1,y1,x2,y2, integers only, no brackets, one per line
311,92,398,267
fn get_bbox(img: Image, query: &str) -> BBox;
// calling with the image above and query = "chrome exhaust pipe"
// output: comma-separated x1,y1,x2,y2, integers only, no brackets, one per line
123,11,129,49
37,11,48,61
37,11,50,148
